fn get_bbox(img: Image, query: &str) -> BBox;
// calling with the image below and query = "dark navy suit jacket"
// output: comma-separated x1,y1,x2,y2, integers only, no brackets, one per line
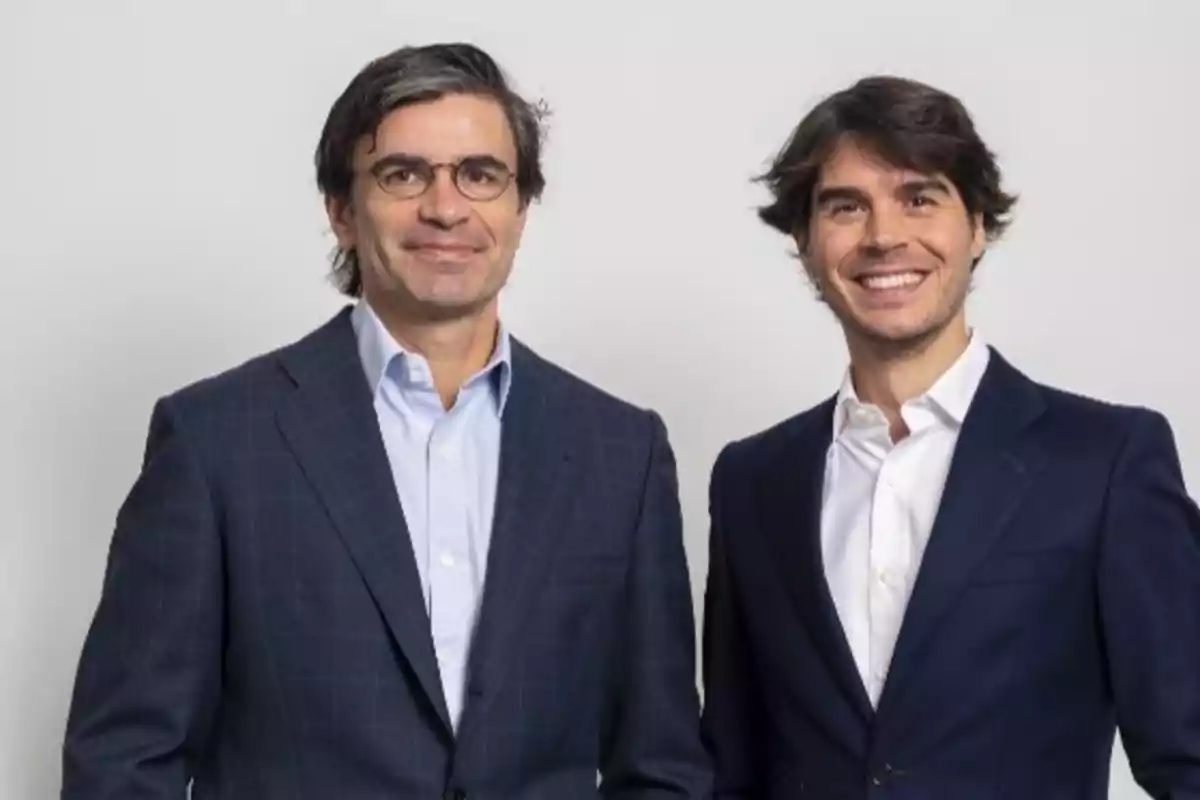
701,348,1200,799
63,307,710,800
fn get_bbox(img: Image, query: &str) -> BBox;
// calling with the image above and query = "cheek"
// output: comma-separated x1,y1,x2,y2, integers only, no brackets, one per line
810,231,858,282
917,218,976,265
479,207,525,252
358,197,413,244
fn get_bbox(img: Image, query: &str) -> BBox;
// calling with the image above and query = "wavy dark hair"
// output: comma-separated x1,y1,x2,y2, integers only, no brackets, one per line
315,42,549,296
757,75,1016,267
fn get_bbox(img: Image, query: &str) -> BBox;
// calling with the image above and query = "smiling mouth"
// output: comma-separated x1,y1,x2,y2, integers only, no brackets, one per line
854,271,927,290
404,244,482,265
406,243,478,253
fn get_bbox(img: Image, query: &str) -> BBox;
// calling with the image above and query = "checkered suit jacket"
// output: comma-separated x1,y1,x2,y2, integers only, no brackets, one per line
62,306,710,800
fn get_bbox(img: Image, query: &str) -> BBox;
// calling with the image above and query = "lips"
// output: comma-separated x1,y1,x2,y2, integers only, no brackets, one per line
402,241,483,265
855,271,926,290
404,242,480,253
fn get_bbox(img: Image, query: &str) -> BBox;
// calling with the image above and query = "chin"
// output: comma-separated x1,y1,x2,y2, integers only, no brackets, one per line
409,279,484,306
850,314,945,350
411,292,495,321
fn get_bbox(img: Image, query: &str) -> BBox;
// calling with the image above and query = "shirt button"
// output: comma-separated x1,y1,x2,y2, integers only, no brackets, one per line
439,553,456,568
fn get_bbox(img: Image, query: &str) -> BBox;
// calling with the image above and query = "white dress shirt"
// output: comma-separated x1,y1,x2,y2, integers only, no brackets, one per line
351,300,512,731
820,332,990,707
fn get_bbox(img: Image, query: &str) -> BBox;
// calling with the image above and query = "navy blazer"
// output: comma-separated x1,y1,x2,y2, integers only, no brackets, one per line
63,307,710,800
701,348,1200,799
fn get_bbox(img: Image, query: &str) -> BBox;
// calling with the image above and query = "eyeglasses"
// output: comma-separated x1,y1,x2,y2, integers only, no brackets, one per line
367,154,515,201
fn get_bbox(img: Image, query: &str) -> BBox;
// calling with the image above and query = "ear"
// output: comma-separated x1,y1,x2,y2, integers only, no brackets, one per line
792,230,824,294
507,196,531,243
969,211,986,261
792,227,815,270
326,195,357,250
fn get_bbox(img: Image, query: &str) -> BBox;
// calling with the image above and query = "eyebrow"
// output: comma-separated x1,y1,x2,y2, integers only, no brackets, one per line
896,178,953,197
814,178,953,208
814,186,869,208
368,152,512,173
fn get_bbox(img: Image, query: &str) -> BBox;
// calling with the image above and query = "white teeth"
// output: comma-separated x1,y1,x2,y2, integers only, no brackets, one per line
861,272,923,290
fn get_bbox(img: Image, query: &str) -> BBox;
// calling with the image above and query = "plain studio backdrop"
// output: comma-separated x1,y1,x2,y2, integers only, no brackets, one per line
2,1,1197,797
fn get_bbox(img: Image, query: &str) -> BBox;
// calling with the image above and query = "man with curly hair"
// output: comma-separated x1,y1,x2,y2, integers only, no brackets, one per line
701,75,1200,799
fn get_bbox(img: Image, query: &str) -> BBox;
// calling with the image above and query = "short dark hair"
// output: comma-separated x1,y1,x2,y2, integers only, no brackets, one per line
315,42,549,297
757,75,1016,260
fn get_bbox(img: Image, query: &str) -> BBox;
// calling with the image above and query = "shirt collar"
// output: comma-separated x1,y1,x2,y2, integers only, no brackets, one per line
833,330,990,437
350,300,513,415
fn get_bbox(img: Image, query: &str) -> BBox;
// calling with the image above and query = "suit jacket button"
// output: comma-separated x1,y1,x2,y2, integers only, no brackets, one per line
443,790,466,800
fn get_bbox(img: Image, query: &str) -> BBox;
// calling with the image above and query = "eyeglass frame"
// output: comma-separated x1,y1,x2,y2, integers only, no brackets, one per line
365,152,517,202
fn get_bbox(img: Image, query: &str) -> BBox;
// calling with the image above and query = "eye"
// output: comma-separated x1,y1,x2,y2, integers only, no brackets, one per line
379,166,423,188
909,193,938,208
458,162,506,187
828,200,863,217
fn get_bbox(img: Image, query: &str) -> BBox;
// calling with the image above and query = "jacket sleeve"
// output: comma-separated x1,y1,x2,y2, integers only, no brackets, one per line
1099,408,1200,799
700,445,765,799
62,397,224,799
599,411,712,799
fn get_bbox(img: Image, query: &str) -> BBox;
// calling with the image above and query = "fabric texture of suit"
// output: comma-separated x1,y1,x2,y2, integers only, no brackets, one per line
63,306,710,800
701,347,1200,799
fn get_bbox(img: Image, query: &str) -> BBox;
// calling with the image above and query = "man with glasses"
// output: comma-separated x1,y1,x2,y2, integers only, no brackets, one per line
62,42,710,800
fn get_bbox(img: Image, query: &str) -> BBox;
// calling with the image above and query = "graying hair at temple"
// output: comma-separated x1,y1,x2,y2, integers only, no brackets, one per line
315,42,550,297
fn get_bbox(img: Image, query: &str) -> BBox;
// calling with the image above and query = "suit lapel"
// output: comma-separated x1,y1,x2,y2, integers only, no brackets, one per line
455,341,578,741
876,349,1046,713
756,399,876,721
274,307,453,735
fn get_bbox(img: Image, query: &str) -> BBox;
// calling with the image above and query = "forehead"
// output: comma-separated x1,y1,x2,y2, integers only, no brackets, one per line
816,138,952,193
357,93,517,165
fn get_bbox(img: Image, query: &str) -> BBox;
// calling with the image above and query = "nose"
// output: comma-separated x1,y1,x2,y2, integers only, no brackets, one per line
417,168,470,228
862,204,906,254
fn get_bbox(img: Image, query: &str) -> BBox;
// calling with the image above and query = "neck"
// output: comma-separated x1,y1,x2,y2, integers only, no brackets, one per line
846,316,970,440
367,295,500,409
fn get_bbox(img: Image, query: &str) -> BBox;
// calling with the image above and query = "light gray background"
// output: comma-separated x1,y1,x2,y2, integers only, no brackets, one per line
3,2,1197,797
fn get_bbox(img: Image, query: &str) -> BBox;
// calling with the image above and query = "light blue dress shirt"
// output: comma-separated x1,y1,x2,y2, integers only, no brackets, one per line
350,300,512,731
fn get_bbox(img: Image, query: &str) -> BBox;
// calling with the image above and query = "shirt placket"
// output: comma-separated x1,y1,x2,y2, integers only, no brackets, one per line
867,445,910,706
426,403,475,730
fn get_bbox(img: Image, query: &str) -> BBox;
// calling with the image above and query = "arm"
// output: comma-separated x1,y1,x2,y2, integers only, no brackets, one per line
599,411,712,799
1099,409,1200,799
699,446,764,800
62,397,223,799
